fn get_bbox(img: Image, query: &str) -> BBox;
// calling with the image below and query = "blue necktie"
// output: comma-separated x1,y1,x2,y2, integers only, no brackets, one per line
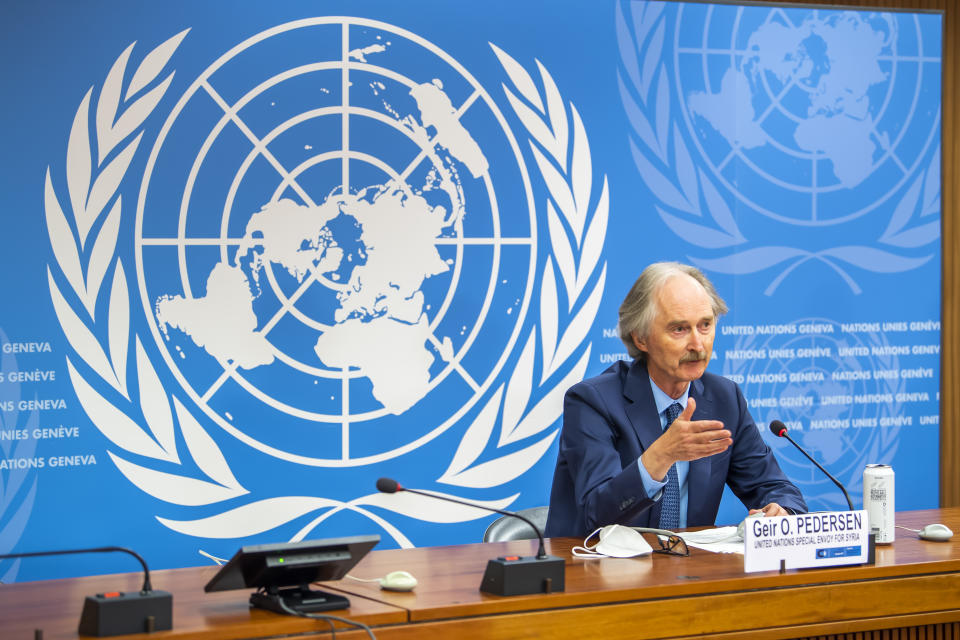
659,402,683,530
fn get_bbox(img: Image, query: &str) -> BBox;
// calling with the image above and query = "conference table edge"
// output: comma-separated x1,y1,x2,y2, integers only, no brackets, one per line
322,539,960,623
0,572,408,640
321,571,960,640
305,587,960,640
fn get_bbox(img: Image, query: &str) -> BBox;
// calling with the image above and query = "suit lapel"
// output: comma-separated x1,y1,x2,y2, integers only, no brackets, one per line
686,377,713,524
622,361,664,451
624,363,715,526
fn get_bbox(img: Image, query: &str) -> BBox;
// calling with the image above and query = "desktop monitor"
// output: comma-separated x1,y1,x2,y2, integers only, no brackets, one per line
204,535,380,614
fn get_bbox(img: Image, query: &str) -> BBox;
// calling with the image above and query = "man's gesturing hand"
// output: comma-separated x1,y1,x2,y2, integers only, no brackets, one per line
749,503,788,517
640,398,732,482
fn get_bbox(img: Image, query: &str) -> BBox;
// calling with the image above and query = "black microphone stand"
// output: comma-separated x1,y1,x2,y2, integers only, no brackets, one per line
768,420,877,564
770,422,854,510
376,478,564,596
0,546,172,636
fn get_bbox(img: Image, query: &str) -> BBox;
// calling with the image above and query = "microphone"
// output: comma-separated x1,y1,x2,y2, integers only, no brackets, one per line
769,420,854,511
375,476,400,493
0,546,172,636
376,477,549,560
376,477,564,596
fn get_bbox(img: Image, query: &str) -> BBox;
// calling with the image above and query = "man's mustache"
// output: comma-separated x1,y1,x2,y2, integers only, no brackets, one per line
679,351,709,363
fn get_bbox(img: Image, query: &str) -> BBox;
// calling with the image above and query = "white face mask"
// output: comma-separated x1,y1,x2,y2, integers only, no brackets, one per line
571,524,654,558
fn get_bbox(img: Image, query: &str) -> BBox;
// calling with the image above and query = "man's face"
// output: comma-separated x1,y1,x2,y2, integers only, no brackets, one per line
631,274,716,397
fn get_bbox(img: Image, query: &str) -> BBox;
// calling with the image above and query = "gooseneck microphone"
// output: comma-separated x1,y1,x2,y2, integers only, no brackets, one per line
0,546,155,592
376,477,564,596
376,477,549,559
0,546,172,636
769,420,854,511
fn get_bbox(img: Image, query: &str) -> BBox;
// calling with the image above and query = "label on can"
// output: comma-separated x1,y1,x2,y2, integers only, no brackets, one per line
863,464,895,544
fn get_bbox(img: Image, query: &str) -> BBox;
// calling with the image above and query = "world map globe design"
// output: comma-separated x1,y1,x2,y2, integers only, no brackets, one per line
134,18,536,465
674,6,940,225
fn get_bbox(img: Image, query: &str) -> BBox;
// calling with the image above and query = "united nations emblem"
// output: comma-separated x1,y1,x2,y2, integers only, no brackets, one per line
616,2,938,518
617,3,940,291
45,19,607,543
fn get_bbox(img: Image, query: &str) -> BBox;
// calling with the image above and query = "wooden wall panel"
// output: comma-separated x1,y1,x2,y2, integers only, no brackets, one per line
754,0,958,506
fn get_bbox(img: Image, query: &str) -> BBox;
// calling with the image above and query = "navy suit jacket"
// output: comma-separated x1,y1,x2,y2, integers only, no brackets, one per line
545,359,806,537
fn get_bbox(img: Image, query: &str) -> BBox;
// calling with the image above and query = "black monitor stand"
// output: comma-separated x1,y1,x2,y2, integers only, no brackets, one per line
204,535,378,616
251,584,350,615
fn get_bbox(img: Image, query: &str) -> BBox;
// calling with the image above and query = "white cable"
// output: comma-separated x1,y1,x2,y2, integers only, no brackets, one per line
198,550,228,566
344,574,382,583
895,525,920,533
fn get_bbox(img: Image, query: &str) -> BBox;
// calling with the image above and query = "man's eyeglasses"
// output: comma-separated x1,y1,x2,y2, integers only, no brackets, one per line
629,527,691,557
653,533,689,557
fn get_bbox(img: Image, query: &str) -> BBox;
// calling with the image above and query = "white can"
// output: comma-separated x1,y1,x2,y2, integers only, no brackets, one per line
863,464,895,544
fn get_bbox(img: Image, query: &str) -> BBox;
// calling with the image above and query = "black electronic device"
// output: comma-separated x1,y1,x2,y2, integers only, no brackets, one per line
0,546,171,637
376,477,565,596
204,535,379,615
78,590,172,636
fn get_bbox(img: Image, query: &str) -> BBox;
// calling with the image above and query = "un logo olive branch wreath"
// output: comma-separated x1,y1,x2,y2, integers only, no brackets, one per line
616,1,939,295
44,25,607,545
46,30,254,516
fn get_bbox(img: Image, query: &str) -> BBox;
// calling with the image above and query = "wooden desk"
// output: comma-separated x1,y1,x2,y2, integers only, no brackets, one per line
1,509,958,640
321,507,960,640
0,561,405,639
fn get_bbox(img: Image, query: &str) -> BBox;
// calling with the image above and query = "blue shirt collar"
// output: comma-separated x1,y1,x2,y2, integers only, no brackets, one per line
648,376,690,417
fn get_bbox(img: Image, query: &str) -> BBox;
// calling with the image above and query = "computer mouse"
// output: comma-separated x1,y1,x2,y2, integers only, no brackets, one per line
918,523,954,541
379,570,418,591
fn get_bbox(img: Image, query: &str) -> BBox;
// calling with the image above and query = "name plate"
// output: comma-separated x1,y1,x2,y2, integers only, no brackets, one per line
744,510,869,573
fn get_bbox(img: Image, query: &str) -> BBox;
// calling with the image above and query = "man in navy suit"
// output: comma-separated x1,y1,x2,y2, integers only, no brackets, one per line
545,262,805,537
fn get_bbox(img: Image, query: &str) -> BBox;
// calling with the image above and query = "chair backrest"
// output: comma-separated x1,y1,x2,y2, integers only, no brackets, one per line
482,506,549,543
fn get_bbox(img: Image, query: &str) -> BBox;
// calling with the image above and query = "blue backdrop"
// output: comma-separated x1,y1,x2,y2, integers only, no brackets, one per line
0,0,942,582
